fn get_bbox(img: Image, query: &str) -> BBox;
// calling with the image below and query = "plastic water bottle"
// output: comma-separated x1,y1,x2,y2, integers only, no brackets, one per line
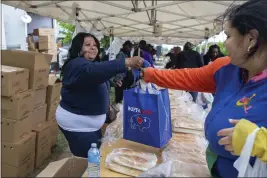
87,143,100,178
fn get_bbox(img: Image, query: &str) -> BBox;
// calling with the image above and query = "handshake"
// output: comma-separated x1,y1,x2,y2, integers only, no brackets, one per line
125,56,151,69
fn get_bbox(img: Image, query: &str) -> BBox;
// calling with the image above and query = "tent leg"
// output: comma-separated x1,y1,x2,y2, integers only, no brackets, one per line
199,43,202,54
204,40,208,54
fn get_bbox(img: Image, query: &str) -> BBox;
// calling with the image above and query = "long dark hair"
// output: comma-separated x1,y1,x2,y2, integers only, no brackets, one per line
205,44,224,59
221,0,267,57
60,32,101,78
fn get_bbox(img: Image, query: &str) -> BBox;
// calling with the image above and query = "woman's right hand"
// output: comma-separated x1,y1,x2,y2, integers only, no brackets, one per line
125,56,144,69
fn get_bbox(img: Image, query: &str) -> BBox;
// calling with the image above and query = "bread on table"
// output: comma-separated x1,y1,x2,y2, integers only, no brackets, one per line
105,148,157,176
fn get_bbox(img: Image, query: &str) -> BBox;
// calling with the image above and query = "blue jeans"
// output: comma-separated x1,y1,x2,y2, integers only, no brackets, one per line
59,126,102,158
189,92,198,102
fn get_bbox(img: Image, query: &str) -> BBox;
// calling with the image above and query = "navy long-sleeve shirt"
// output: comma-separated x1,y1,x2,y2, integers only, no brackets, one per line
60,57,126,115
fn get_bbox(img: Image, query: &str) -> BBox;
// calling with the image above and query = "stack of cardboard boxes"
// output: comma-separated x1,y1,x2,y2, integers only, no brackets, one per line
1,49,61,177
46,75,61,148
2,65,36,177
27,28,57,62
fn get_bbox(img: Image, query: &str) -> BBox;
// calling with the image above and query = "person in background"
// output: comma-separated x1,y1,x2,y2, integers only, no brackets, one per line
56,32,144,158
176,42,203,102
140,0,267,177
165,48,174,58
152,48,157,62
113,41,135,104
134,40,154,67
176,42,204,69
203,44,225,65
147,44,156,64
165,46,182,69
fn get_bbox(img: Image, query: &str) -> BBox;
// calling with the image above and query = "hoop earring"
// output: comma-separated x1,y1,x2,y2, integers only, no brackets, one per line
247,46,251,53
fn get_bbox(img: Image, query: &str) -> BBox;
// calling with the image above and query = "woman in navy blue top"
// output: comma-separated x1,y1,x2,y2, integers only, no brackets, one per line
56,32,144,158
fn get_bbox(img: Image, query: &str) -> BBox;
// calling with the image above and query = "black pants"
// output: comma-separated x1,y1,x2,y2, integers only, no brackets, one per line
59,126,102,158
115,70,134,104
115,86,124,104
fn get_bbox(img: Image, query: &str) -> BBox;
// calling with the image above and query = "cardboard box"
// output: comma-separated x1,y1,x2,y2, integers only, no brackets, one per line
38,35,55,43
1,155,35,177
46,101,59,121
38,42,53,50
26,36,37,50
46,75,62,105
39,49,57,55
1,65,29,96
2,113,32,142
32,104,47,128
48,119,59,148
33,123,51,169
2,50,52,89
37,157,87,177
40,49,57,62
33,28,54,36
2,132,36,167
33,87,47,109
2,90,34,120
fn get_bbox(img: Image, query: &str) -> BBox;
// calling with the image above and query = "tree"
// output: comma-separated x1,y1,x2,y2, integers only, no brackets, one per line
58,21,75,45
57,21,112,49
217,42,228,56
100,36,111,49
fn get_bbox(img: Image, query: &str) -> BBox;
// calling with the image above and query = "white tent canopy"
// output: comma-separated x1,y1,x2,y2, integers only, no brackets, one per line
3,1,246,45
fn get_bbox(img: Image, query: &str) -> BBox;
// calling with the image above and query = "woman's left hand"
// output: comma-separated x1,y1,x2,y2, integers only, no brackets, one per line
217,119,240,155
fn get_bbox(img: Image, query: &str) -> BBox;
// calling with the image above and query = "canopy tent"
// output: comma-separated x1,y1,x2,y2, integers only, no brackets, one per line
2,0,246,45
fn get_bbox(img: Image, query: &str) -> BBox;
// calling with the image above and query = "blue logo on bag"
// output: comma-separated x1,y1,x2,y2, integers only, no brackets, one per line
130,114,151,132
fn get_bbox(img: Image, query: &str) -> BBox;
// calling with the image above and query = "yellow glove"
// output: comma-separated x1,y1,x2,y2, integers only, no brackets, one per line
233,119,267,163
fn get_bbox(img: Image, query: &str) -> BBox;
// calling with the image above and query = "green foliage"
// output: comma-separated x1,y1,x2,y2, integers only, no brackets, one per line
100,36,111,49
216,42,228,56
58,21,75,45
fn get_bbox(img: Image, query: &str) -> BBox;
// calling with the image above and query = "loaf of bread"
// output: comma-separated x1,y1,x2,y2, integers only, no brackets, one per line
171,161,210,177
106,161,142,177
112,148,157,161
162,133,207,165
113,154,155,171
105,148,158,175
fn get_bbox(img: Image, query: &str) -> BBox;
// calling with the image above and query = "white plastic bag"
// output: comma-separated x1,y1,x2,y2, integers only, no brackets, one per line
234,128,267,177
138,160,210,177
135,80,160,95
101,104,123,144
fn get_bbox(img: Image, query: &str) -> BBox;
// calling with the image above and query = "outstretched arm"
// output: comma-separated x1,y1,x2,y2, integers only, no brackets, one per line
142,57,230,93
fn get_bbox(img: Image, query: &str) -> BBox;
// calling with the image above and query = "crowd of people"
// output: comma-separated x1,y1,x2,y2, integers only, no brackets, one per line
55,0,266,177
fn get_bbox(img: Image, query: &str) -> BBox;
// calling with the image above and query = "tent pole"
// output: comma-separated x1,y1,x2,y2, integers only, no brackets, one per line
108,27,114,61
109,36,112,61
